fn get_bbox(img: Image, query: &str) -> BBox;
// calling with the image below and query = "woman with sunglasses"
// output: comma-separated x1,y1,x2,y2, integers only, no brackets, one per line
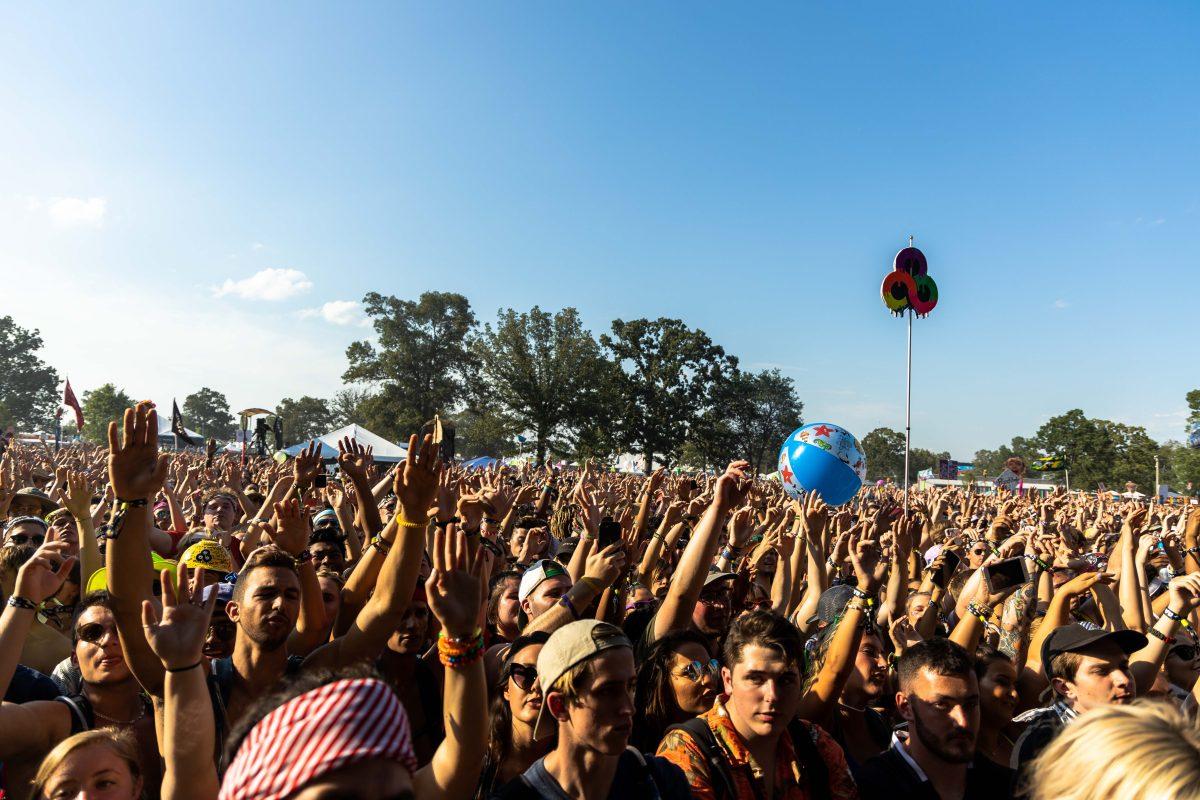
477,631,553,799
632,629,719,752
1163,632,1200,705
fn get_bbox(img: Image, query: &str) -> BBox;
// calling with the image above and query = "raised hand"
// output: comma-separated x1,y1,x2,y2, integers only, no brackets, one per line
714,461,752,510
13,541,77,604
293,441,322,490
584,541,627,586
337,437,374,484
142,564,217,670
575,484,602,539
1168,573,1200,613
269,498,310,557
849,533,887,594
108,401,169,502
393,434,441,525
727,506,755,549
425,523,484,639
62,470,93,519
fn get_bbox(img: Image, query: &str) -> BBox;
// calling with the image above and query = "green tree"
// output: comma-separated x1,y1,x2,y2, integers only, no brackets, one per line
0,316,60,431
1032,410,1117,490
909,447,951,483
686,369,803,474
182,388,235,440
861,427,905,481
330,388,370,427
1187,389,1200,427
81,384,134,443
343,291,476,441
451,407,520,459
601,318,736,469
275,396,335,445
1101,421,1159,493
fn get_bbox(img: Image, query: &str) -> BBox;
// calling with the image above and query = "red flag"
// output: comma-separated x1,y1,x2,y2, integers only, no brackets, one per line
63,380,84,429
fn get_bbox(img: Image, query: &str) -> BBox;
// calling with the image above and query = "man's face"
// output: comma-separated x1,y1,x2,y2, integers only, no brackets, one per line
203,604,236,662
1056,642,1135,713
318,576,342,631
5,521,46,548
310,541,346,574
722,643,802,741
49,517,79,553
74,606,131,685
845,632,889,701
897,667,979,764
522,575,572,621
226,567,301,650
966,542,989,570
554,648,637,756
692,581,732,635
10,497,42,518
204,496,238,532
390,602,430,654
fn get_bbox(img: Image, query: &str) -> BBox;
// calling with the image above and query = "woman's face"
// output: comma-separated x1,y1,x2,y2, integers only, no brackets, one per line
1165,638,1200,689
966,541,989,570
667,640,718,716
504,643,544,726
756,548,778,573
41,743,141,800
494,577,520,633
317,576,342,631
978,658,1019,724
844,631,888,701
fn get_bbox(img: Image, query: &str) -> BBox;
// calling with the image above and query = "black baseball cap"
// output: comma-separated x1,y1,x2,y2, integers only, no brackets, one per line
1040,624,1147,679
806,584,855,626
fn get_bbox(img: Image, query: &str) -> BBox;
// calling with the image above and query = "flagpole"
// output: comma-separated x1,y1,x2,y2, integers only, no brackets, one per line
903,295,913,519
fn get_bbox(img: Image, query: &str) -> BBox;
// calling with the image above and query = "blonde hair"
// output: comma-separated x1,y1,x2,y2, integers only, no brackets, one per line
1028,700,1200,800
30,729,142,800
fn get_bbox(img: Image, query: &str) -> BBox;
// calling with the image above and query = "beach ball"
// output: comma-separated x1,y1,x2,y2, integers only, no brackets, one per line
777,423,866,506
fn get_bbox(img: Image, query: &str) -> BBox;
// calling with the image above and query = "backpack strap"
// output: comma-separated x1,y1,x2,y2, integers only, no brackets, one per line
54,695,91,735
787,720,830,800
666,717,733,800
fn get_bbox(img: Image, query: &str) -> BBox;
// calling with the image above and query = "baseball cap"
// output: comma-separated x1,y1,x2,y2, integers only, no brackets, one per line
703,571,737,588
87,553,177,595
1040,624,1148,680
533,620,632,740
806,584,855,626
180,540,234,575
518,559,570,603
201,581,235,605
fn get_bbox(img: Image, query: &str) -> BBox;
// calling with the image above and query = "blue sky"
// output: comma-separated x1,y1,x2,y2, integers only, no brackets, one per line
1,3,1197,458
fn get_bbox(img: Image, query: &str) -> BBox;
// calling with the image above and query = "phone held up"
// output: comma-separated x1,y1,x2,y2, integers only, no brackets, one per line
983,557,1030,595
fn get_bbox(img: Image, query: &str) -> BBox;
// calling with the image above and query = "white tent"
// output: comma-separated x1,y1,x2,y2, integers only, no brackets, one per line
290,423,409,463
156,414,205,447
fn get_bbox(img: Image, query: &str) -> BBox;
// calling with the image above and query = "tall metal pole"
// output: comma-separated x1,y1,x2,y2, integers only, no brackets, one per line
1065,468,1070,492
904,305,913,517
1155,455,1161,500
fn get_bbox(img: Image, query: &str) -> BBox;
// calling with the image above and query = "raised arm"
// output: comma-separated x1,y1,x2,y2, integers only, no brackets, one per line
62,470,101,583
305,434,439,670
142,563,220,800
0,541,75,696
414,525,488,800
105,402,172,697
653,461,751,641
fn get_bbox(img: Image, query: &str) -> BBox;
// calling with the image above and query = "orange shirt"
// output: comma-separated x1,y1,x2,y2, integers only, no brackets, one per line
656,696,859,800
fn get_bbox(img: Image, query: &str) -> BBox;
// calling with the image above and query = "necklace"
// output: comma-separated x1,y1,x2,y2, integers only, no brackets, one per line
94,700,146,726
839,700,867,713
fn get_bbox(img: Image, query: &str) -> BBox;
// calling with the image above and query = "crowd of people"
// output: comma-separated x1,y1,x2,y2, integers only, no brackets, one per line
1,400,1200,799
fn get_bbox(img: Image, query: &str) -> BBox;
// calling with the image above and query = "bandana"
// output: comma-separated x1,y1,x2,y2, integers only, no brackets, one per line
219,678,417,800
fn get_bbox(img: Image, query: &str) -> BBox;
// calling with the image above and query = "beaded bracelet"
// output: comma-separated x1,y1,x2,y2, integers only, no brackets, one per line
369,536,392,556
395,516,427,529
6,596,37,610
1148,627,1177,645
967,602,990,624
437,630,485,669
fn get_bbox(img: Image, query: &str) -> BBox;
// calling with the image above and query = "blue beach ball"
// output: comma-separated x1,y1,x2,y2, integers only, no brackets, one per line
777,423,866,506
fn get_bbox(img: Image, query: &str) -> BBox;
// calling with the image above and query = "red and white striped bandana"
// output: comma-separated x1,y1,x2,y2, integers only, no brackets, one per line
219,678,417,800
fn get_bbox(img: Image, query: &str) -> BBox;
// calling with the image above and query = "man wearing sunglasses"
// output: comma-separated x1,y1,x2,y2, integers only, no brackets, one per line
3,516,48,549
0,558,160,797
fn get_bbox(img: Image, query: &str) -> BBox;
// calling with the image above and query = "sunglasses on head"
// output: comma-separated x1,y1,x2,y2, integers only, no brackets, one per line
76,622,114,645
509,663,538,691
680,659,720,682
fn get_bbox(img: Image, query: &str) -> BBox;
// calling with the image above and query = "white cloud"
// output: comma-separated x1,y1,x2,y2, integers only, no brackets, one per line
299,300,370,327
251,242,265,251
26,196,107,228
212,268,313,301
1053,299,1069,309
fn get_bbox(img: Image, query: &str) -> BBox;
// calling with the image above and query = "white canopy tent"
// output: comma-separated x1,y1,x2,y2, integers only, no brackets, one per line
156,414,205,447
284,423,409,463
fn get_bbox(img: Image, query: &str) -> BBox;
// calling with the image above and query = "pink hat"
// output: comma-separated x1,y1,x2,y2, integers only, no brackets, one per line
220,678,416,800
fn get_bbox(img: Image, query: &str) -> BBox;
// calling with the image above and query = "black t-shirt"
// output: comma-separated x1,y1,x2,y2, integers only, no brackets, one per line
856,744,1015,800
492,748,691,800
4,665,61,703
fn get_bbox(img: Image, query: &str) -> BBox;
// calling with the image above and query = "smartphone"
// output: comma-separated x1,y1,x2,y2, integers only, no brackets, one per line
598,517,622,549
314,473,328,489
930,549,961,589
983,557,1030,594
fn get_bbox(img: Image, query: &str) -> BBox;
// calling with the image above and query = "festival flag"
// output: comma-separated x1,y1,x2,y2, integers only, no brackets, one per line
1031,455,1065,471
171,400,196,446
63,380,84,429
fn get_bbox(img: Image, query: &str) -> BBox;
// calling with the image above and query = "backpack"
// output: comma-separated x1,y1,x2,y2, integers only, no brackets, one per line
666,717,830,800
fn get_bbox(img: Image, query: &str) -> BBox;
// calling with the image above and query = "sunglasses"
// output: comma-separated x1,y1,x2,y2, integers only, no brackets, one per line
209,621,237,641
698,590,731,607
1171,645,1197,662
509,663,539,692
76,622,115,645
680,659,720,683
625,599,658,613
8,533,45,547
